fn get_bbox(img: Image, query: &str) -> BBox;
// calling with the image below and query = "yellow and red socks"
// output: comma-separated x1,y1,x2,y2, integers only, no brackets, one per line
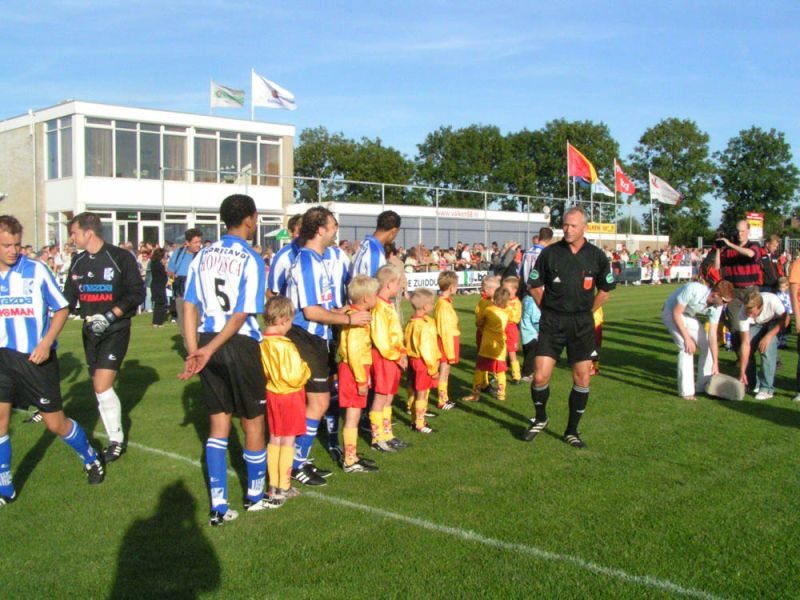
414,392,429,429
510,360,521,382
243,447,267,503
496,371,507,400
437,381,449,408
406,386,415,414
369,410,383,443
267,443,280,489
343,426,358,467
205,437,229,513
382,406,394,440
278,446,294,491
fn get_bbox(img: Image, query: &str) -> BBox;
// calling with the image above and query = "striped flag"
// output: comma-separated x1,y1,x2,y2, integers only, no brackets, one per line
567,143,598,183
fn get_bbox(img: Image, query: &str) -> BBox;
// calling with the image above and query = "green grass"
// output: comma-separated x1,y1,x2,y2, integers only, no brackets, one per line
2,285,799,599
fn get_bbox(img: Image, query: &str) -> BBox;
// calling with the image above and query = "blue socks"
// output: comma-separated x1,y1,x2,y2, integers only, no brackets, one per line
206,438,229,513
243,448,266,502
61,419,97,465
325,390,340,450
293,418,320,469
0,434,12,498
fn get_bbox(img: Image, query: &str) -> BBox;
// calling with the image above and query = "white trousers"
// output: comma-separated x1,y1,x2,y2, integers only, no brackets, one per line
662,310,713,397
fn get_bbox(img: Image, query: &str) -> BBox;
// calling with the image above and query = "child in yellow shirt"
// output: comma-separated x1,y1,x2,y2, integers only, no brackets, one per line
337,275,380,473
465,287,510,402
434,271,460,410
475,275,500,348
502,276,523,384
405,288,442,433
369,264,409,452
259,296,311,507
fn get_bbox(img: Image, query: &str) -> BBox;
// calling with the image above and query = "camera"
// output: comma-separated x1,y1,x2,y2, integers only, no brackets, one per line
714,228,736,248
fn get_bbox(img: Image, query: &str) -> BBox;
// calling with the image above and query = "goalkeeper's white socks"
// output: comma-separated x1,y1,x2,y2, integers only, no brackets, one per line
96,388,123,444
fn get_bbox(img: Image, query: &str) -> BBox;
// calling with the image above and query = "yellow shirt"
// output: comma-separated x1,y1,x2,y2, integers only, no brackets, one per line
404,315,441,376
505,297,522,325
475,293,493,330
371,296,406,361
259,334,311,395
478,305,509,361
434,296,460,362
338,305,373,384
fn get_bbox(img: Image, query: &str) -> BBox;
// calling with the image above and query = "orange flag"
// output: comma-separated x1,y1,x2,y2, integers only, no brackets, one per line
567,143,598,183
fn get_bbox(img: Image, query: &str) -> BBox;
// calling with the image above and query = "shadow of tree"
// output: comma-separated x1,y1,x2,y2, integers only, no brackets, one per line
108,480,220,600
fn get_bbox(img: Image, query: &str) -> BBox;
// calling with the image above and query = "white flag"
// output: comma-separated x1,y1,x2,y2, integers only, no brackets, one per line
251,70,296,110
649,171,682,206
210,81,245,108
591,178,614,197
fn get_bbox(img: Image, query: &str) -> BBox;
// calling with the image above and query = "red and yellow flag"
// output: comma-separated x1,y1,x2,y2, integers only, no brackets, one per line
567,143,598,183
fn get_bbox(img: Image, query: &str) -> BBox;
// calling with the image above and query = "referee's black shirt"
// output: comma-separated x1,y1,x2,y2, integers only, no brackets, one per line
528,238,615,314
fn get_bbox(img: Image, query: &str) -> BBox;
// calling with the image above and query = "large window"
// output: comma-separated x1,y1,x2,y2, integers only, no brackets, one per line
85,118,113,177
46,117,73,179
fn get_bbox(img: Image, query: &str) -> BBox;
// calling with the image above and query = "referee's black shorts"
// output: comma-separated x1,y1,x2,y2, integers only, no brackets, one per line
198,333,266,419
0,348,63,413
287,325,332,394
535,310,595,365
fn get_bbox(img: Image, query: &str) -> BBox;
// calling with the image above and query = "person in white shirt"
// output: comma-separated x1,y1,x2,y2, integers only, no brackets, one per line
662,280,734,400
737,291,786,400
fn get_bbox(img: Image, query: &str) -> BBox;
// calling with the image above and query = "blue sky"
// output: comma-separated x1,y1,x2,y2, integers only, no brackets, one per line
3,1,799,225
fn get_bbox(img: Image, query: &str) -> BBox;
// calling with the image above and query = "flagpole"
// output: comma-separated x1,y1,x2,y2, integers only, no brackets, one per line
566,140,570,204
613,162,618,250
209,80,213,116
250,69,255,121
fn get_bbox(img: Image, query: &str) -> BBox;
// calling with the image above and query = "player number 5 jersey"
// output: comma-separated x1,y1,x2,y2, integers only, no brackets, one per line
184,235,266,341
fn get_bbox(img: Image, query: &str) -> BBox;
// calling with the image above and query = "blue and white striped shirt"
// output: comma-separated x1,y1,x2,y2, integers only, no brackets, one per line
267,238,300,296
184,235,265,342
287,247,334,340
0,256,68,354
324,245,351,309
350,234,385,278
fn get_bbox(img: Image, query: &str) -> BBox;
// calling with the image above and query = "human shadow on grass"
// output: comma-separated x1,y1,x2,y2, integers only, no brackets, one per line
713,397,800,429
595,347,677,395
115,359,159,443
171,333,188,360
108,479,219,600
13,353,92,495
180,380,248,494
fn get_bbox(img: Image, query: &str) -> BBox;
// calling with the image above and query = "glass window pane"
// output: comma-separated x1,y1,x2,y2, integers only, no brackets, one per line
46,119,57,132
196,128,216,136
165,125,186,133
241,133,257,141
140,123,160,132
60,116,72,127
115,129,137,178
61,126,72,178
196,224,219,243
87,117,111,126
140,132,160,179
241,141,257,184
220,139,237,182
116,120,136,130
164,135,186,181
259,143,280,186
164,222,188,245
47,130,58,179
194,138,217,182
220,130,238,140
85,127,113,177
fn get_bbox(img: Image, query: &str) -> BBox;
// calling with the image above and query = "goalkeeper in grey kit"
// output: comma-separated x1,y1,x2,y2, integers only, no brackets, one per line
62,213,145,463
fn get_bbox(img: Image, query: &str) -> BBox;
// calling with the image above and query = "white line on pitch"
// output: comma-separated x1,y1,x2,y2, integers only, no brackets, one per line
82,428,723,600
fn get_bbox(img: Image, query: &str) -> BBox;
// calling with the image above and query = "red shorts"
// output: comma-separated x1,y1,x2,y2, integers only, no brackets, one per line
408,357,438,392
338,362,370,409
371,348,402,395
505,323,520,353
267,389,306,437
476,356,508,373
438,336,461,364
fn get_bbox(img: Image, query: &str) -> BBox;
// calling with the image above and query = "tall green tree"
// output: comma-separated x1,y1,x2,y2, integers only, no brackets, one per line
627,118,715,246
523,119,619,224
715,126,799,236
415,125,509,208
293,126,353,202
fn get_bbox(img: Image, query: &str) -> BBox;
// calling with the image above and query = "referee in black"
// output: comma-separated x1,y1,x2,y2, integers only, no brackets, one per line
524,207,614,448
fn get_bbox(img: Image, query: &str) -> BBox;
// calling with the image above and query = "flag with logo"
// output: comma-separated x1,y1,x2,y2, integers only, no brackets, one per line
649,171,682,205
567,143,598,183
251,70,297,110
615,160,636,195
210,81,245,108
592,178,614,197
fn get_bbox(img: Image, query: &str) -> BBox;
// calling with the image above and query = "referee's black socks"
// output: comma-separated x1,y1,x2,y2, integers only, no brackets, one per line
531,384,550,422
566,385,590,435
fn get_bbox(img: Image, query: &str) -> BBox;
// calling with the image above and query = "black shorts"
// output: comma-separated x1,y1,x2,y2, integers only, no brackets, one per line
536,310,595,365
328,325,341,377
82,322,131,375
0,348,63,413
198,333,266,419
287,325,332,394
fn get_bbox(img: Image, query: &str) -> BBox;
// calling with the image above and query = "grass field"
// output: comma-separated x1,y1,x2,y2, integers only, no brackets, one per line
2,284,799,599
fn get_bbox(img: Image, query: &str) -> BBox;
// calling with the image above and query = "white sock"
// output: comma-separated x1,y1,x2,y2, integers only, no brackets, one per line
96,388,123,444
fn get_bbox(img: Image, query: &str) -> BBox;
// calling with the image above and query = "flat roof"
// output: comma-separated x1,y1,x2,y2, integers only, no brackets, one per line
0,99,295,136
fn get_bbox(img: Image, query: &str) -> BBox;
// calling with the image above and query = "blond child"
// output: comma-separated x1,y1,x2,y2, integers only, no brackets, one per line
502,276,523,383
434,271,460,410
474,275,501,390
405,289,442,433
259,296,311,507
464,287,510,401
369,264,409,452
337,275,380,472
